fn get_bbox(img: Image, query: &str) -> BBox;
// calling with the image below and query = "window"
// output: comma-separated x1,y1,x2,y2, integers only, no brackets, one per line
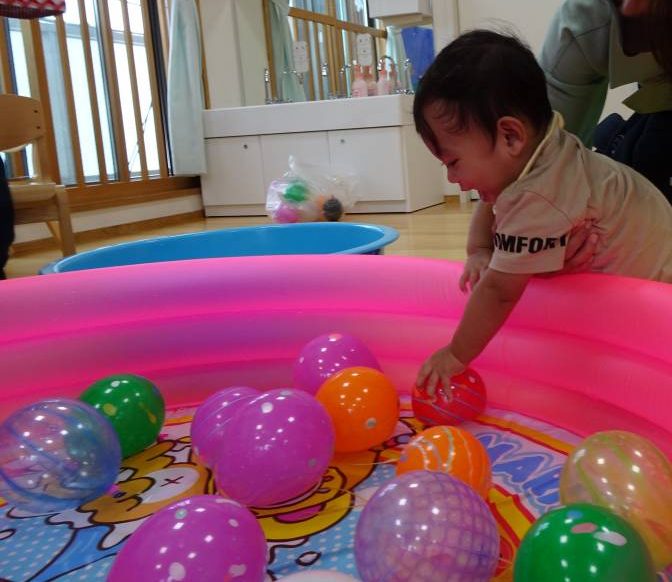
1,0,174,194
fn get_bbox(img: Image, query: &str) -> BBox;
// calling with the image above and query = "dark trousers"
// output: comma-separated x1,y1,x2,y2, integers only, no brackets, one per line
0,157,14,280
594,111,672,204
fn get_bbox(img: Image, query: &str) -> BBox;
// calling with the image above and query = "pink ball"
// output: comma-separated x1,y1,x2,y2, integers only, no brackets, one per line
273,203,300,223
190,386,259,468
293,332,381,395
107,495,267,582
214,389,335,507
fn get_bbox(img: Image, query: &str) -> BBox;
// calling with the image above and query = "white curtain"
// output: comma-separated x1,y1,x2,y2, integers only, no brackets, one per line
167,0,207,175
268,0,306,103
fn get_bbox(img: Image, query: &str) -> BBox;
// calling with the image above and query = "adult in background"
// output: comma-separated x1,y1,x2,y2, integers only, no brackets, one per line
541,0,672,203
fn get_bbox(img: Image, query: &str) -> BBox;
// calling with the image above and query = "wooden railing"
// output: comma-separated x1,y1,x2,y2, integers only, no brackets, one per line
262,2,386,102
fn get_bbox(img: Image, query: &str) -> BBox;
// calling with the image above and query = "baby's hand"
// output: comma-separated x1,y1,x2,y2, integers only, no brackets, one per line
459,249,492,293
416,346,466,397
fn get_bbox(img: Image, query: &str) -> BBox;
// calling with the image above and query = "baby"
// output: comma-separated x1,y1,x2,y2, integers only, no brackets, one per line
413,30,672,393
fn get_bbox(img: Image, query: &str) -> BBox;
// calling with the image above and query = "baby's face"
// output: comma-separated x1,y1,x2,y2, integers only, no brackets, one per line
421,102,520,203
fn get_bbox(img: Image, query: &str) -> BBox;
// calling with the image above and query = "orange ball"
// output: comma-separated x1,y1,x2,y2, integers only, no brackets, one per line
316,366,399,453
396,425,492,498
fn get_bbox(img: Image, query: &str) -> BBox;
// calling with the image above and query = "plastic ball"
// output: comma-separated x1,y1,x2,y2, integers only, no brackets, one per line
274,202,301,223
355,470,500,582
190,386,259,468
0,398,121,512
107,495,267,582
396,425,492,498
322,196,343,221
80,373,165,458
283,180,309,203
560,430,672,569
293,332,381,395
514,503,656,581
317,366,399,453
215,389,335,507
412,368,486,426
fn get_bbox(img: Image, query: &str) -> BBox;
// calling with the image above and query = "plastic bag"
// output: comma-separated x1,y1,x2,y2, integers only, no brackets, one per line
266,156,357,223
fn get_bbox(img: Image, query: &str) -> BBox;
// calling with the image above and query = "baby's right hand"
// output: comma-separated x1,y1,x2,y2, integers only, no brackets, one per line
459,249,492,293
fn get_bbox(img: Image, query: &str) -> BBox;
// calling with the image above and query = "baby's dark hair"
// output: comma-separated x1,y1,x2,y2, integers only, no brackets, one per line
413,30,553,148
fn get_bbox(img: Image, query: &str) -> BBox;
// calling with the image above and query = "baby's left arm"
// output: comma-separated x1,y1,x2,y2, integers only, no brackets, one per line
417,268,531,393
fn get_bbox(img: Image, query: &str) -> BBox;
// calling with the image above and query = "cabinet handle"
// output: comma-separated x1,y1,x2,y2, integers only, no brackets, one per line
243,143,248,149
340,138,345,144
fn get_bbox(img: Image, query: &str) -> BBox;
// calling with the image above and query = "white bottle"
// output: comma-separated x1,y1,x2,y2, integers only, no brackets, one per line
363,65,377,96
376,68,391,95
351,64,368,97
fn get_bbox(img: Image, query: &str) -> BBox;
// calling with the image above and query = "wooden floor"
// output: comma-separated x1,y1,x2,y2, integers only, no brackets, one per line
5,198,475,279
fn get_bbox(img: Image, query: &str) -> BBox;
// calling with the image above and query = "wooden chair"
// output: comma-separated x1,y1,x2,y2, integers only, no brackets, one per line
0,93,76,256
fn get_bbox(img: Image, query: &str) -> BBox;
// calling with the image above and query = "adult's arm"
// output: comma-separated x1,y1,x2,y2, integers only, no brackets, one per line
539,0,613,145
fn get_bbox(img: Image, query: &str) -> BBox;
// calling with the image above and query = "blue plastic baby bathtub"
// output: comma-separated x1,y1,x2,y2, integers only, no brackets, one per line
40,222,399,274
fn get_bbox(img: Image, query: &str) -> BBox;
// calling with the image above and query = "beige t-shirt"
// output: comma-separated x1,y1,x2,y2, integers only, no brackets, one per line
490,112,672,282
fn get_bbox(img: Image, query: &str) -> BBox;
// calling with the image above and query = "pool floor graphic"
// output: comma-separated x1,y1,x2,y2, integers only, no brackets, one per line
0,403,584,582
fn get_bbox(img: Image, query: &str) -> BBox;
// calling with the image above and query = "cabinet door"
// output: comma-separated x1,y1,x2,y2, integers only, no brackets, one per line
328,128,405,201
260,132,330,188
201,137,265,206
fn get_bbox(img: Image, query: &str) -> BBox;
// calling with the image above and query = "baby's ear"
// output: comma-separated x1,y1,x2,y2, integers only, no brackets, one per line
497,116,527,156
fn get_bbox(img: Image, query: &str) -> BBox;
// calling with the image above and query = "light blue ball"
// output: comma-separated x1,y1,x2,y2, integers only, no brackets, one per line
0,398,121,512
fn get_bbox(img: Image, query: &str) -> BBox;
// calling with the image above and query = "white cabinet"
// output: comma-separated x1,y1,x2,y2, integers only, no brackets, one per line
201,136,265,211
260,132,330,191
329,128,405,202
201,95,447,216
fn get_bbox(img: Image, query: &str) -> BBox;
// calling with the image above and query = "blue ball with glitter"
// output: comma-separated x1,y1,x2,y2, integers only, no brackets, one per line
0,398,121,512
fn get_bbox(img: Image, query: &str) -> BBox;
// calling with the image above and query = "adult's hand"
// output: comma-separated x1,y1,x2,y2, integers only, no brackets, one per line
539,222,599,277
563,222,599,273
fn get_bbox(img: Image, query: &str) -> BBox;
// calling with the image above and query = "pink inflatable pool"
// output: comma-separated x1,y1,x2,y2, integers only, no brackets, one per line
2,255,670,448
0,255,670,580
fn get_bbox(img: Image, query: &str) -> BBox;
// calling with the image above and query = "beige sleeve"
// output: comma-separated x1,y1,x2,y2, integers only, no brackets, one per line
490,190,574,274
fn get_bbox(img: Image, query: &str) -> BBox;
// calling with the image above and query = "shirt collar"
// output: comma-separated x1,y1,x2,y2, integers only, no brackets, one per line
517,111,564,181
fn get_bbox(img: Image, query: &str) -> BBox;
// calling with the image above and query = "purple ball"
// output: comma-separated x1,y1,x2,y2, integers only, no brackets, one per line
355,471,500,582
214,389,335,507
293,332,381,395
273,203,300,223
191,386,259,468
107,495,267,582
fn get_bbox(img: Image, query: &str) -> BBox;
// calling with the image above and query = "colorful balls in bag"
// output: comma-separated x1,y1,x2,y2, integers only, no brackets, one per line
396,425,492,498
0,398,121,512
412,368,487,426
514,503,656,582
190,386,259,468
559,430,672,569
107,495,267,582
355,470,500,582
80,373,165,458
293,332,381,395
214,389,334,507
316,366,399,453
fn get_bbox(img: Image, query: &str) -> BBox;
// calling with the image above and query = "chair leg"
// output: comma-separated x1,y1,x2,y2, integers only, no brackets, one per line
54,186,76,256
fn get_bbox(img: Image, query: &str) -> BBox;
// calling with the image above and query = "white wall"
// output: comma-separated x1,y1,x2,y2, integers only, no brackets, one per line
433,0,635,121
14,195,203,243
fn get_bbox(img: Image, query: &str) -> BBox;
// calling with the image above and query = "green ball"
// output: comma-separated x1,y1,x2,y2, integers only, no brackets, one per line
514,503,656,582
283,181,309,203
80,374,165,458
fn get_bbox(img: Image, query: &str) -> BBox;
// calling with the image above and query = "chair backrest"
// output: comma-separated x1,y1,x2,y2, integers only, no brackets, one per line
0,93,50,181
